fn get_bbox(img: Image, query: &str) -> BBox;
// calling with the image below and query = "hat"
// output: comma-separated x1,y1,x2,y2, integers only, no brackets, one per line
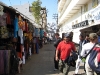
64,33,70,38
89,33,98,40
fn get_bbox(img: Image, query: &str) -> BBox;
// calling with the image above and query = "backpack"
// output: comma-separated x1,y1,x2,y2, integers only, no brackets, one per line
88,44,100,74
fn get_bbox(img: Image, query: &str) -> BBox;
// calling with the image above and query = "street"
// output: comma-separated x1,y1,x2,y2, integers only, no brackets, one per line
17,43,85,75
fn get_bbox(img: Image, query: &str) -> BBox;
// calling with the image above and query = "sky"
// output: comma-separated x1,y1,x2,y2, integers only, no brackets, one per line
1,0,58,23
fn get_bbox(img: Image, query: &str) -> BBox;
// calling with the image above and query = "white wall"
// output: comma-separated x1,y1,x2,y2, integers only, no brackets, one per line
58,0,95,43
13,3,35,23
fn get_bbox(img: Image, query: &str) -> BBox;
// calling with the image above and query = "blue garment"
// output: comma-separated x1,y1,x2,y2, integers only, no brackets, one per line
98,36,100,43
14,17,19,31
34,28,39,37
13,17,19,37
40,29,43,38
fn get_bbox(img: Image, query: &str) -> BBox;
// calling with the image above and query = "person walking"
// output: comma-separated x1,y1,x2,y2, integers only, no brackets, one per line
74,34,85,75
54,33,62,71
55,33,76,75
81,33,98,75
74,34,89,75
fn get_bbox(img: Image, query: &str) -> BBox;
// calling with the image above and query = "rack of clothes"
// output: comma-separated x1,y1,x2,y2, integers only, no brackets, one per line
0,44,19,75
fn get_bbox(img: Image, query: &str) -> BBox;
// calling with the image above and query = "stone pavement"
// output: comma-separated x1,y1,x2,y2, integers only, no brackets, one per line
17,43,85,75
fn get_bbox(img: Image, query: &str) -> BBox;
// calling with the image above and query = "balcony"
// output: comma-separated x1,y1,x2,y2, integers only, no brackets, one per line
58,0,71,19
58,0,90,26
58,0,66,12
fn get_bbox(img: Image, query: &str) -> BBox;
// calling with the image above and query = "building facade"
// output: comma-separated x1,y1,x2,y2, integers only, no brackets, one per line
58,0,100,43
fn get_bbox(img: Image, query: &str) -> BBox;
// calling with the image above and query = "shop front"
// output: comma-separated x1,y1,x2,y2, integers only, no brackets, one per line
0,3,36,75
80,4,100,37
72,4,100,44
72,20,89,44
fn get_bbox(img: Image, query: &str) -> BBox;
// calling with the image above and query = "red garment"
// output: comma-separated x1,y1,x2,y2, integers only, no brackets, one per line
17,52,22,59
57,41,76,60
6,12,11,25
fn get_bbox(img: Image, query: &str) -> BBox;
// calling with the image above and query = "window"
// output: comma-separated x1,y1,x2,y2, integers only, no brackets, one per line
92,0,98,8
84,4,88,13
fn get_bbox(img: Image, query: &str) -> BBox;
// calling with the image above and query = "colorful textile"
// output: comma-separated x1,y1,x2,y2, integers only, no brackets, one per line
0,13,7,26
6,11,11,25
14,17,19,31
0,26,9,38
0,50,4,74
25,21,28,32
0,50,11,74
18,29,23,44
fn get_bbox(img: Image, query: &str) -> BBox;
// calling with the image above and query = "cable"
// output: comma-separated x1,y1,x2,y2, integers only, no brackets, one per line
9,0,12,6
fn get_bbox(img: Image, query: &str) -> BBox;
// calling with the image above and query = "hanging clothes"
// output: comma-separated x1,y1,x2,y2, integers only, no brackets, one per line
18,28,23,44
0,13,7,26
6,11,11,25
25,21,28,32
0,26,9,38
0,50,11,74
0,50,4,74
14,16,19,37
22,21,25,31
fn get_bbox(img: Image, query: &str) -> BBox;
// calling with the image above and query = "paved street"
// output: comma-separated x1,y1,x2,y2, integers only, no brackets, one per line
17,43,85,75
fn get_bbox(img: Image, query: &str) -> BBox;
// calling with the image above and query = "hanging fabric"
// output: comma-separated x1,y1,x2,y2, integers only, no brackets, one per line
0,50,11,74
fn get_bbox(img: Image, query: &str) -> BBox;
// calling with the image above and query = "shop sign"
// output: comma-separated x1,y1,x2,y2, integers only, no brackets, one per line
72,20,88,29
85,4,100,24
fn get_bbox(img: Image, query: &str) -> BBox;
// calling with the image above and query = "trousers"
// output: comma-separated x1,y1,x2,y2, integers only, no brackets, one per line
54,56,59,69
75,55,82,74
59,59,70,75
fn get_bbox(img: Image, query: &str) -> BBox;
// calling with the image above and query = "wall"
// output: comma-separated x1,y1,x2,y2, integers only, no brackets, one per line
58,0,96,43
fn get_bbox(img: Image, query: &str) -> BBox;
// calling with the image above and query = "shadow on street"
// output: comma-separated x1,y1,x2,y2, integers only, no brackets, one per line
17,43,85,75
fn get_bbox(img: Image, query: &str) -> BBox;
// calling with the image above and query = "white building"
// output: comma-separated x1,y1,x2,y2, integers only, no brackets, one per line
58,0,100,43
12,3,41,28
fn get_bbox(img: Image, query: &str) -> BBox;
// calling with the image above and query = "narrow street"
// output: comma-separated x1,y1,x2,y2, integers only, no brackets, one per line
17,43,85,75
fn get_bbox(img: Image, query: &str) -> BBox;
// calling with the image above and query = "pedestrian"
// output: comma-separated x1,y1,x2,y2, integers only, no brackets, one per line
84,34,90,44
81,33,98,75
54,33,62,71
55,33,76,75
74,34,90,75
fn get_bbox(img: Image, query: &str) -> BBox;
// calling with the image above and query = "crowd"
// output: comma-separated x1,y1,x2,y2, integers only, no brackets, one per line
53,32,100,75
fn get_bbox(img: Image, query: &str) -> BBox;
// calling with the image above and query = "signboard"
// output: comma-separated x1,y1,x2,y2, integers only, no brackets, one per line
85,4,100,24
72,20,89,29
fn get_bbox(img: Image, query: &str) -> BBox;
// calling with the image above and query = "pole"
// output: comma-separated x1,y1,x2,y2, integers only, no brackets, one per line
52,13,58,24
52,13,58,32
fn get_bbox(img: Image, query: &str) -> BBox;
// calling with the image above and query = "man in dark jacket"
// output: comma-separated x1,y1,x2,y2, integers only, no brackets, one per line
74,34,89,75
54,33,62,71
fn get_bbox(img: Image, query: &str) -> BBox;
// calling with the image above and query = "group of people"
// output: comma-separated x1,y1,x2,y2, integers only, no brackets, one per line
53,32,100,75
